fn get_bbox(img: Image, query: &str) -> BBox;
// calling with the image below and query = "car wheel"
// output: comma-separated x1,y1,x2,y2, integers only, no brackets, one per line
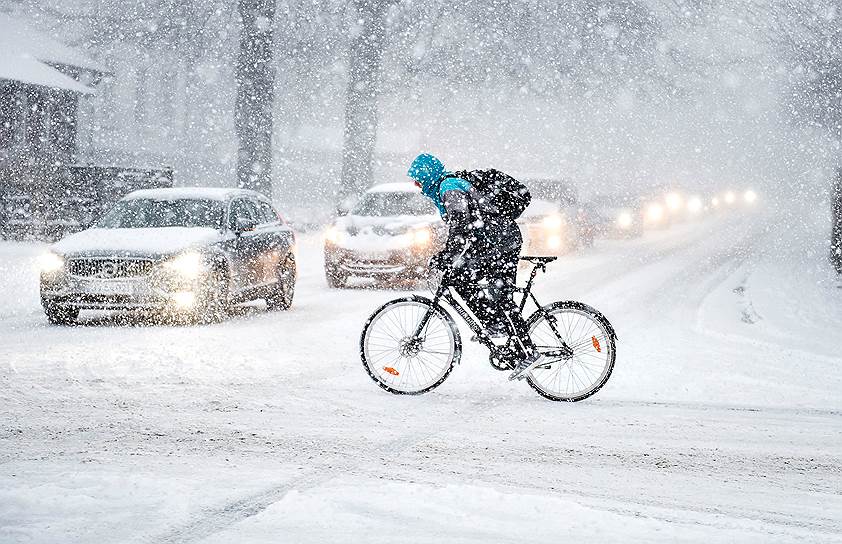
267,256,296,311
43,303,79,325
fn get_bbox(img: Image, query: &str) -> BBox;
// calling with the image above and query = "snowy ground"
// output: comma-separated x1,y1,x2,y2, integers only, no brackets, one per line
1,207,841,543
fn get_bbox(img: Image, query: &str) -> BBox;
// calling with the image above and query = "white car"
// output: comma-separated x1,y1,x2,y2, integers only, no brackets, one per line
323,182,444,287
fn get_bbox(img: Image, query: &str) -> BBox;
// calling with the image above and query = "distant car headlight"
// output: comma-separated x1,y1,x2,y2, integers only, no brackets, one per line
665,192,683,212
724,191,736,204
542,214,563,230
412,227,432,247
162,252,205,279
744,189,757,204
646,203,665,223
37,252,65,274
325,225,346,245
616,212,633,229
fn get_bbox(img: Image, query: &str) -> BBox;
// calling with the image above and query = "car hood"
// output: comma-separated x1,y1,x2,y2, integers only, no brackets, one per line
338,214,440,236
52,227,222,258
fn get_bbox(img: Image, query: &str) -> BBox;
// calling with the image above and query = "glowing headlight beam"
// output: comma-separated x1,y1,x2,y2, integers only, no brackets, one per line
542,214,563,230
665,192,683,212
616,212,633,229
724,191,736,204
163,252,205,279
37,252,65,273
412,228,432,246
646,203,665,223
744,189,757,204
325,226,345,245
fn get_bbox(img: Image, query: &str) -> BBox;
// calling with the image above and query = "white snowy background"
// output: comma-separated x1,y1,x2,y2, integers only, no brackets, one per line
1,0,841,542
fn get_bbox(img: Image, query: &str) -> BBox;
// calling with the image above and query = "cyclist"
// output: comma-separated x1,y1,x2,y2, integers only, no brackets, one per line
407,153,543,380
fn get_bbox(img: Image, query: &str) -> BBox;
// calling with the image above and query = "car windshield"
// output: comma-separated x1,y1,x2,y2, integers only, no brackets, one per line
96,198,225,229
352,192,436,217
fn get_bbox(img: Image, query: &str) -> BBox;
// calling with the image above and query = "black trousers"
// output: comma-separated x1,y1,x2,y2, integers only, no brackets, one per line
450,225,535,356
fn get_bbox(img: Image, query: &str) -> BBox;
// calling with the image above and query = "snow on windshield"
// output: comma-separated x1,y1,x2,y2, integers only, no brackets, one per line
352,191,437,217
96,199,225,229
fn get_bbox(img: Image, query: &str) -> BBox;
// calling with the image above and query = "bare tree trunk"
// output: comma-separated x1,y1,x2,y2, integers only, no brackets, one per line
236,0,276,196
340,0,389,200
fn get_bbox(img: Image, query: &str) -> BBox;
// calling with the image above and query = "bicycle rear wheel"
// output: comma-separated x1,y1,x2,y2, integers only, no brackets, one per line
360,296,461,395
525,301,616,402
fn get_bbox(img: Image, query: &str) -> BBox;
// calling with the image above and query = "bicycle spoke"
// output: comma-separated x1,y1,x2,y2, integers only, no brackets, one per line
363,300,457,394
525,305,613,400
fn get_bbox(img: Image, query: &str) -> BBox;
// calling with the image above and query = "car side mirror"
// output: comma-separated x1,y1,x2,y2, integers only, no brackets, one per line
234,216,258,235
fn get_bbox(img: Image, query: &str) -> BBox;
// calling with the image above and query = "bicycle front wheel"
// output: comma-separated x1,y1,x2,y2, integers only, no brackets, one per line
360,296,461,395
525,301,616,402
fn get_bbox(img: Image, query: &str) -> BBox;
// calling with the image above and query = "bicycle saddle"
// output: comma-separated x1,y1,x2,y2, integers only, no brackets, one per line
520,255,558,264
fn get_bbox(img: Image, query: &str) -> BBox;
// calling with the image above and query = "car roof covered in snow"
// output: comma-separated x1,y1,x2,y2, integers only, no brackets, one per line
122,187,266,202
367,182,419,194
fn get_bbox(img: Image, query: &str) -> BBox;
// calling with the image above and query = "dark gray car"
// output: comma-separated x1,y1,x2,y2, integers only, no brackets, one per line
38,187,297,324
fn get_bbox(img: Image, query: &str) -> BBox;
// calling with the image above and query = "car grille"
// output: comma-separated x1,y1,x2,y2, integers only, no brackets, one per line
67,258,154,278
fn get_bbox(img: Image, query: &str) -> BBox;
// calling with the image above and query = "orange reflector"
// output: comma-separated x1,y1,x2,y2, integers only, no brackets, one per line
591,336,601,352
384,367,400,376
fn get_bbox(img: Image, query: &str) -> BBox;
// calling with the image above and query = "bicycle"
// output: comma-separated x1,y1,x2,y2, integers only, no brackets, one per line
359,256,617,402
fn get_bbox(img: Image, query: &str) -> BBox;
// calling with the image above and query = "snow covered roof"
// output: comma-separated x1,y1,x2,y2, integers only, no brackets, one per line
367,182,419,193
0,13,105,72
0,13,103,93
0,52,95,94
123,187,263,202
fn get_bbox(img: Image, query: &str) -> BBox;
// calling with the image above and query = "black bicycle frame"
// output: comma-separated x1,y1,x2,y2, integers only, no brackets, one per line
411,261,565,358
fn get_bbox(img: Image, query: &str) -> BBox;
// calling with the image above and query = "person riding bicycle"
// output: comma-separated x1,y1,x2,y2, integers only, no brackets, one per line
407,153,543,380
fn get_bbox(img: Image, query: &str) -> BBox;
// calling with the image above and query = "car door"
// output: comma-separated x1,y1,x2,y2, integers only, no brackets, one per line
225,198,263,292
254,198,295,284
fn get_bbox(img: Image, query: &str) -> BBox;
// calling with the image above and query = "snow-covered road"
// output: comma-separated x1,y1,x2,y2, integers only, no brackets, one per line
1,210,840,543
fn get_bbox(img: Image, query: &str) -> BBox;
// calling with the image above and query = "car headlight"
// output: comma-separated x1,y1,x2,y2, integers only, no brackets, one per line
744,189,757,204
616,212,633,229
646,203,665,223
412,227,432,247
37,252,65,274
162,252,205,279
665,192,683,212
542,214,563,230
325,226,346,245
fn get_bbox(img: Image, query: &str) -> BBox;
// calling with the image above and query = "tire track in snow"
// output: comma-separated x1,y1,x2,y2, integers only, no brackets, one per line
152,396,502,543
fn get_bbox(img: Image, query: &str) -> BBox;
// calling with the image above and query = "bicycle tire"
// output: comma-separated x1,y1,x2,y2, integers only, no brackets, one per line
524,301,617,402
360,295,462,395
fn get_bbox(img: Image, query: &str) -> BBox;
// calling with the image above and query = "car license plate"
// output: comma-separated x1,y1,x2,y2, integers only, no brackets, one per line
80,280,138,295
